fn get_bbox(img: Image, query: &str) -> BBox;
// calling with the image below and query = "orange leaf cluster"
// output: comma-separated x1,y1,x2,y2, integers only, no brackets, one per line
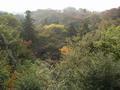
7,71,17,90
59,46,71,55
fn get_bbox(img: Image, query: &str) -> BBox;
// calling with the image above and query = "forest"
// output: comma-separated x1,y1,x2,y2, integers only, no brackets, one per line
0,6,120,90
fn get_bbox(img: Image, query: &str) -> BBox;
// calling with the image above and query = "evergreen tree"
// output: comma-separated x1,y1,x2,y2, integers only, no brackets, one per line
21,10,37,43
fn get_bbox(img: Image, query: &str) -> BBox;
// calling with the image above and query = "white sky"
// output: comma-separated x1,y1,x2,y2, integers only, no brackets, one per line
0,0,120,13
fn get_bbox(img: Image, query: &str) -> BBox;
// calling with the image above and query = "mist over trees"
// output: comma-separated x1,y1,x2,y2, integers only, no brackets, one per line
0,6,120,90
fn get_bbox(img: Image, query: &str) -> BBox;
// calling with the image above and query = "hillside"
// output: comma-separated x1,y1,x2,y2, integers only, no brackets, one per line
0,6,120,90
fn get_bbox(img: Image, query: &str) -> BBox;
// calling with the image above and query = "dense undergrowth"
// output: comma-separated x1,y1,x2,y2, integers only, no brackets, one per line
0,7,120,90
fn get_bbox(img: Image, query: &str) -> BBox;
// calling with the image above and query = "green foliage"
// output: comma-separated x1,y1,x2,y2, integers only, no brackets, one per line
49,25,120,90
0,13,21,42
36,24,67,59
82,54,120,90
50,48,120,90
15,61,51,90
0,13,21,69
96,26,120,59
0,7,120,90
0,61,10,89
21,10,37,44
0,13,21,28
41,24,67,40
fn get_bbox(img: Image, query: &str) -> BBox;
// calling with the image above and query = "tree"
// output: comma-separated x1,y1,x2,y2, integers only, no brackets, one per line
96,26,120,60
36,24,67,59
21,10,37,44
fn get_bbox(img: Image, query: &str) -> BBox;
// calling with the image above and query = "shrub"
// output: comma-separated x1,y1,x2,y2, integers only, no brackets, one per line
15,61,51,90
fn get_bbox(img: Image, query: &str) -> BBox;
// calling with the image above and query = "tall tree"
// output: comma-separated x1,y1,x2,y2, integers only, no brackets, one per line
21,10,37,43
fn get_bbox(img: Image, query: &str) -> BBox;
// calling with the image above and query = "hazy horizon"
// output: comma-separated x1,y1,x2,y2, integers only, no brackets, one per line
0,0,120,14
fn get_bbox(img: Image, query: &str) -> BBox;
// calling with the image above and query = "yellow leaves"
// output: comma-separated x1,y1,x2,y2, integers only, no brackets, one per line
40,24,67,37
59,46,72,55
44,24,65,30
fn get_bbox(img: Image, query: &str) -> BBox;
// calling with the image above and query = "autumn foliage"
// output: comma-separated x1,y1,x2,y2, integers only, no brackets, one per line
59,46,72,55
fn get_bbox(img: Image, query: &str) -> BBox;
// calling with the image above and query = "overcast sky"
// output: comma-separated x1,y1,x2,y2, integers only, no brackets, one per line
0,0,120,13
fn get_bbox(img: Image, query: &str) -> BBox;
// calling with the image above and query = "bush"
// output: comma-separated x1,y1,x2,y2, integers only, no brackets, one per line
0,63,10,89
82,53,120,90
15,61,51,90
